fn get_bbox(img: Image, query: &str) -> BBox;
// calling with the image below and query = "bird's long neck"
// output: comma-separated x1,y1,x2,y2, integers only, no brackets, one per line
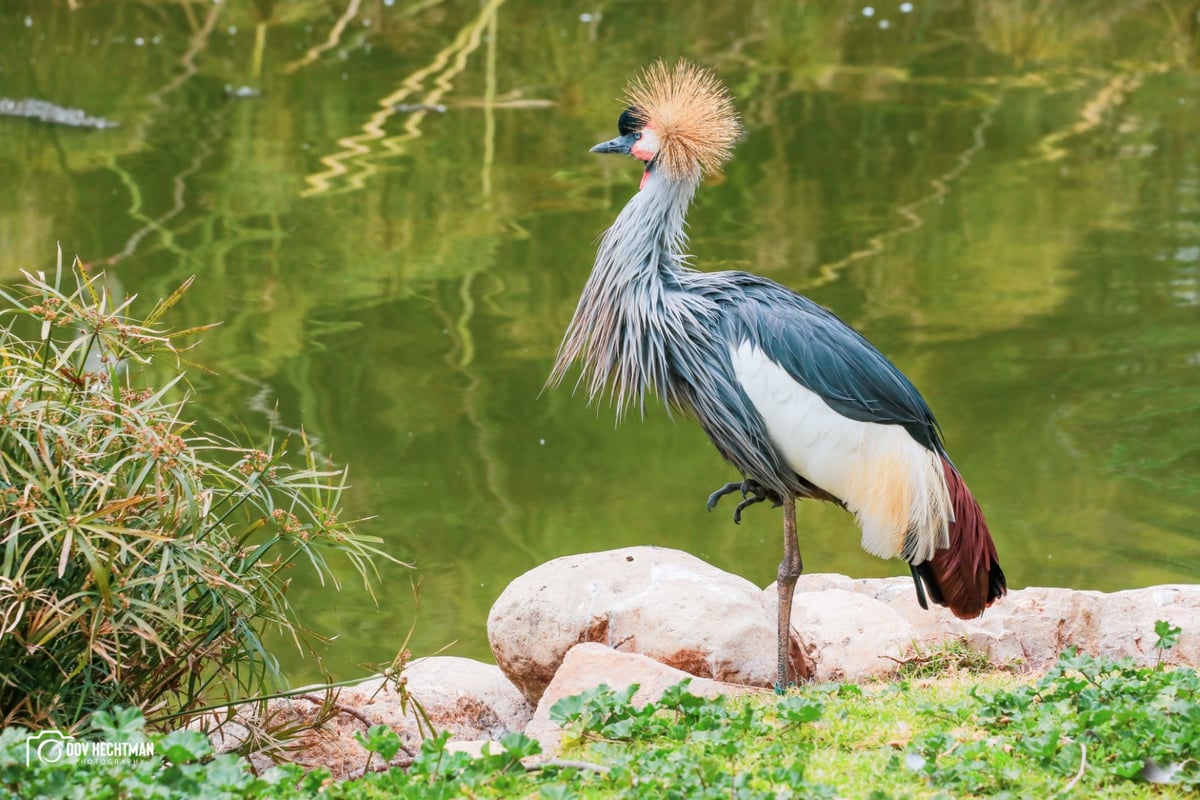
549,168,703,417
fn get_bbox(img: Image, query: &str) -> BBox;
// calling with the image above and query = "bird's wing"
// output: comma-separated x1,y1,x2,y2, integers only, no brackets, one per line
721,275,945,454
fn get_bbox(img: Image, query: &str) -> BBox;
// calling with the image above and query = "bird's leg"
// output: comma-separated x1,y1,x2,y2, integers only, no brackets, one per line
775,494,803,692
706,478,783,524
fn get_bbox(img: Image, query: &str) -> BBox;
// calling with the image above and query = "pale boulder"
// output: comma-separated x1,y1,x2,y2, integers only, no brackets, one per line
906,586,1099,668
1090,585,1199,666
524,642,762,755
789,576,1085,666
782,588,918,682
207,656,531,780
400,655,535,740
445,739,492,758
789,574,1200,671
943,584,1200,669
793,573,876,594
488,546,804,704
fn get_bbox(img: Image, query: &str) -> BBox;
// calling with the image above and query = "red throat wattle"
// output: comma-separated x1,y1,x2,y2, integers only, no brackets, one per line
640,168,651,190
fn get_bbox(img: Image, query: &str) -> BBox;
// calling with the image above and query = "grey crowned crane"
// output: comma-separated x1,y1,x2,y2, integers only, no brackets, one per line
548,60,1006,688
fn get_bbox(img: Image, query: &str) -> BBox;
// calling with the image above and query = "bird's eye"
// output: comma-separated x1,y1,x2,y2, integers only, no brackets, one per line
634,132,643,140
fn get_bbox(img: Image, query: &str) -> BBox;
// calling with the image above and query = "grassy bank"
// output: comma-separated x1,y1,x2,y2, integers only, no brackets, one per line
4,639,1197,799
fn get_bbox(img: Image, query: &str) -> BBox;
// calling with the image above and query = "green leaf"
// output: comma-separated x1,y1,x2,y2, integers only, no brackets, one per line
157,729,214,765
355,724,403,761
1154,619,1182,652
497,732,541,760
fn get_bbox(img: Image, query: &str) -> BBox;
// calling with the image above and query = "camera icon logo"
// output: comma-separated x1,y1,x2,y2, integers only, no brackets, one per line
25,730,74,767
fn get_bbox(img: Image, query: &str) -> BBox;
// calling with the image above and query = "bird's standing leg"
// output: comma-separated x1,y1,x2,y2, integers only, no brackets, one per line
775,494,803,691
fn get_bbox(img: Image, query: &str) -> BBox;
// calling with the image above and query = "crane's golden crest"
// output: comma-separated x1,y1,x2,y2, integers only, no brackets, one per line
624,60,743,182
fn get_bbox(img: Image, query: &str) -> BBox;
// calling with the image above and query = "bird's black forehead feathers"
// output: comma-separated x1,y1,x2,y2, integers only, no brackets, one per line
617,106,645,136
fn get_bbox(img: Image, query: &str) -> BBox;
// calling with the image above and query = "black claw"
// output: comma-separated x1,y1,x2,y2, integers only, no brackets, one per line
733,494,758,524
706,478,783,524
706,482,743,513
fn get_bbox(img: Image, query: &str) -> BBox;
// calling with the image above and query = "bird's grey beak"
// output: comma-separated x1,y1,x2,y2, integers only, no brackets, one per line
590,132,636,155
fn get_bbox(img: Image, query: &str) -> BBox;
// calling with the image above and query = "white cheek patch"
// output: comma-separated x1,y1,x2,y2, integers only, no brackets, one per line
630,127,660,161
729,341,952,562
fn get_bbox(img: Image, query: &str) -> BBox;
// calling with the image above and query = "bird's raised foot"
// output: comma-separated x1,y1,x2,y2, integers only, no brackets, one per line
705,482,743,512
705,479,782,524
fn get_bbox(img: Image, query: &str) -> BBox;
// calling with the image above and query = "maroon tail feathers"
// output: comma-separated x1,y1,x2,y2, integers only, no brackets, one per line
912,458,1007,619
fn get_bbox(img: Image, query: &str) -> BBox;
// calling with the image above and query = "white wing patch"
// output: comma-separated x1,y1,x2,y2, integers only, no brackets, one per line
729,341,951,562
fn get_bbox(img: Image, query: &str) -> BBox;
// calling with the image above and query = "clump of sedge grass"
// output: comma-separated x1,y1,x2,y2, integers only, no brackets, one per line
0,252,400,732
891,635,1001,680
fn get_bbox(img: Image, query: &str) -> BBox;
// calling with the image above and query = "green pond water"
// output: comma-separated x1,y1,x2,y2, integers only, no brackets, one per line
2,1,1198,685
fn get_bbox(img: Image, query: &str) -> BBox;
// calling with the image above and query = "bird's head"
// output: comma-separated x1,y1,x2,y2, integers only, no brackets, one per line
590,60,743,187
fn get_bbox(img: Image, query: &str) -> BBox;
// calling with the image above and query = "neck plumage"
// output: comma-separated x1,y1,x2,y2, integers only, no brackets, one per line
549,167,702,418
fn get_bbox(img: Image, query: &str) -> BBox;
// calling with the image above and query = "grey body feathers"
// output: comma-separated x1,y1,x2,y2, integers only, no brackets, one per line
549,168,943,502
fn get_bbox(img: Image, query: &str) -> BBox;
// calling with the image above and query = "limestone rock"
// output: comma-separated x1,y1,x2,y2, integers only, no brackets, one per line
524,642,762,756
445,740,491,758
400,655,534,740
1089,585,1199,666
789,574,1200,671
206,656,531,780
930,584,1200,669
488,546,803,704
782,588,918,682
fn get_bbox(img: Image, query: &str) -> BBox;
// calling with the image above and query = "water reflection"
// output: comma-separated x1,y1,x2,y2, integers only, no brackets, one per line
0,0,1197,684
